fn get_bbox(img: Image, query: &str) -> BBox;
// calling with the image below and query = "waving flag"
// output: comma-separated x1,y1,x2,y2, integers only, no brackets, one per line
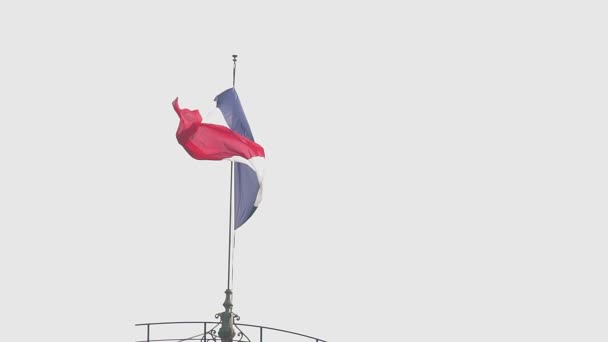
173,88,264,228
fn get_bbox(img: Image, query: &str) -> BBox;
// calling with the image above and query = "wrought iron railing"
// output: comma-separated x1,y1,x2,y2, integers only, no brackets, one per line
135,321,327,342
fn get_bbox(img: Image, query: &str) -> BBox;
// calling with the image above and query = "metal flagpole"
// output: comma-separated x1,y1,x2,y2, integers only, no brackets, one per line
219,54,238,342
227,163,234,290
230,54,238,291
227,54,238,291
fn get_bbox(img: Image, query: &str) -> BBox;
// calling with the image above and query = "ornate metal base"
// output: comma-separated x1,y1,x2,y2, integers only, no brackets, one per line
136,289,325,342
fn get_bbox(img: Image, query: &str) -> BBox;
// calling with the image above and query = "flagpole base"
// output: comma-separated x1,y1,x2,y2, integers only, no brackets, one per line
217,289,237,342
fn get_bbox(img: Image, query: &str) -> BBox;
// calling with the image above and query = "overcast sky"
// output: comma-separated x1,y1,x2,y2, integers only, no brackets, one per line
1,1,606,341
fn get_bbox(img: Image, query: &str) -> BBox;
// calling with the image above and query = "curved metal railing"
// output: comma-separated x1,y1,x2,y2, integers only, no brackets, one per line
135,321,327,342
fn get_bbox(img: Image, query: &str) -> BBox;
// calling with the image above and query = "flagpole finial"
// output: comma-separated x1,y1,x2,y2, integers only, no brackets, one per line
232,55,238,88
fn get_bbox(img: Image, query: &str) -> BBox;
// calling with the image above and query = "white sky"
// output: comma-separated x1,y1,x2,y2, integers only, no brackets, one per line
0,1,607,341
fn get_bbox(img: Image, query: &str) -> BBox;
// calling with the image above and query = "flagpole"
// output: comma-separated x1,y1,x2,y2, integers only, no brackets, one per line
227,54,237,291
227,162,234,290
230,54,237,290
219,54,238,342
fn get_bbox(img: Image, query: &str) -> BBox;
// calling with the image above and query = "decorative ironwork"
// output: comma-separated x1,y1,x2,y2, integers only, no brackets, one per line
217,289,237,342
234,322,251,342
201,321,220,342
135,321,326,342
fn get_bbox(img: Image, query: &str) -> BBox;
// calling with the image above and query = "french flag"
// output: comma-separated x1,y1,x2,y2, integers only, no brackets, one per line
173,88,264,228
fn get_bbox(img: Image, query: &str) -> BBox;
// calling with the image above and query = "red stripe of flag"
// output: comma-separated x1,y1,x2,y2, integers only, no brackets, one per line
173,98,265,161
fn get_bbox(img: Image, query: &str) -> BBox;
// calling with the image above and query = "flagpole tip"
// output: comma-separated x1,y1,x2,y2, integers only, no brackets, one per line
232,55,238,61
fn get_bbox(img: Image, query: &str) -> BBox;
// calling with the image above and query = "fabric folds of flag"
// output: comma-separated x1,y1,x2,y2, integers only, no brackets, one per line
173,88,264,228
